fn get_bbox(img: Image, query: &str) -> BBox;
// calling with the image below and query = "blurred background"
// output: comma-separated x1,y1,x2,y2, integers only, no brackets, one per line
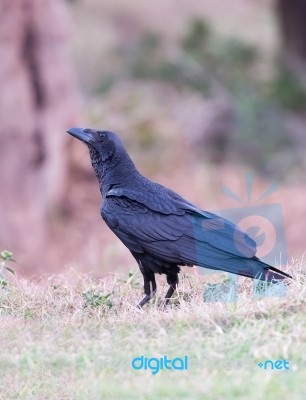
1,0,306,276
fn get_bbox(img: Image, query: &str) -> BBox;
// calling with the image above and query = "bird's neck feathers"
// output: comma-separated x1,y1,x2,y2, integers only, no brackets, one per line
88,146,139,196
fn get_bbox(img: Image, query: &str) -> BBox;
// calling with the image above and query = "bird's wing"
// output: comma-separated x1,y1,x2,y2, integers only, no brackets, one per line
102,194,257,272
106,182,207,216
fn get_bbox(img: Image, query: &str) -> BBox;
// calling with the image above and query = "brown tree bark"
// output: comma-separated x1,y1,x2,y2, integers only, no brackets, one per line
277,0,306,85
0,0,80,271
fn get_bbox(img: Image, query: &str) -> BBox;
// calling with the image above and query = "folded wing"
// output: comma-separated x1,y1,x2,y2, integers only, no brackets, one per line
101,194,264,278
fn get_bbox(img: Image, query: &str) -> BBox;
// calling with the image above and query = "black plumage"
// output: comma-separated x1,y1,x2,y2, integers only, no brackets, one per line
67,128,292,307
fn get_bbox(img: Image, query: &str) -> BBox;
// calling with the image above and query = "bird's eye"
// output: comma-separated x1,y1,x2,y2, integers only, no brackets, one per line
99,131,106,139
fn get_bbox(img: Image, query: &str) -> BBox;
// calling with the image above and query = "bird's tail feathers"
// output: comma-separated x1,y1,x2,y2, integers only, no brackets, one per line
239,257,292,282
258,260,292,282
198,257,292,283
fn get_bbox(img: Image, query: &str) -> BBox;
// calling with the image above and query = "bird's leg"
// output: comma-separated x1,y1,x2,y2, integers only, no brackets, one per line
137,265,157,308
164,285,176,304
163,273,179,306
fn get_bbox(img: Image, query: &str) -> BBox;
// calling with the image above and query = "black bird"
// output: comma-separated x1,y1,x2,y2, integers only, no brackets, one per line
67,128,291,308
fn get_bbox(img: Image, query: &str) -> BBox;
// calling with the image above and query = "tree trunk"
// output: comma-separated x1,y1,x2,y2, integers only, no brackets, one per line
277,0,306,85
0,0,79,271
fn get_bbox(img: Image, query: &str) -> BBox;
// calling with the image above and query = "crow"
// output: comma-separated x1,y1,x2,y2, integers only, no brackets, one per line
67,128,291,308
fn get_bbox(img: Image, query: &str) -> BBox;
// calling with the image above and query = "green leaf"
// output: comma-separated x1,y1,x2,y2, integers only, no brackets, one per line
1,250,13,261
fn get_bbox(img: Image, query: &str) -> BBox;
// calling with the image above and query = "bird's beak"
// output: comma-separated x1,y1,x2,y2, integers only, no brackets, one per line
66,127,93,144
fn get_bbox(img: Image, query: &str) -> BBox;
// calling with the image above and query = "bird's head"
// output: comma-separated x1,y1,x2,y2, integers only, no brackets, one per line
66,127,136,191
66,127,126,162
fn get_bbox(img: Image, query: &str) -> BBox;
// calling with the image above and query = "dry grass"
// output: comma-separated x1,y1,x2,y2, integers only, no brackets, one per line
0,259,305,399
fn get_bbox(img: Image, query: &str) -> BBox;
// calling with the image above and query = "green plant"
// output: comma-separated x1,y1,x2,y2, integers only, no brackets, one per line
118,270,141,289
82,289,113,309
125,270,140,289
182,18,211,54
0,250,15,288
269,69,306,111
